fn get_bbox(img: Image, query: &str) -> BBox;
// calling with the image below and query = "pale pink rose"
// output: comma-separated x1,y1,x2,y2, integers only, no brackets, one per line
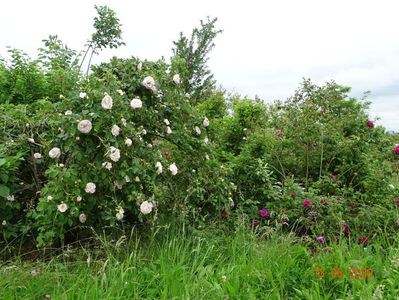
49,147,61,159
101,95,113,109
57,202,68,213
111,124,120,136
77,120,92,134
130,98,142,109
85,182,96,194
79,213,87,223
169,163,178,176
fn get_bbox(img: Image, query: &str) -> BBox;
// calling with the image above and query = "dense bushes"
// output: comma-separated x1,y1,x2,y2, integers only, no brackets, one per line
1,6,399,249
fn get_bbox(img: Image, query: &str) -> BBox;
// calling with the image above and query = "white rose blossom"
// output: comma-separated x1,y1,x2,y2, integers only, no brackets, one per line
109,146,121,162
7,195,15,202
33,153,42,159
204,137,209,144
76,196,82,202
85,182,96,194
142,76,157,92
49,147,61,159
140,201,154,215
57,202,68,213
65,110,72,116
111,124,120,136
155,162,163,174
79,213,87,223
194,126,201,135
79,92,87,99
101,95,113,109
116,208,125,220
125,138,133,146
117,89,124,96
203,117,210,127
164,119,170,126
172,74,181,85
125,176,131,183
77,120,92,134
130,98,142,109
102,162,112,170
166,126,172,134
47,196,53,201
135,176,141,182
169,163,178,176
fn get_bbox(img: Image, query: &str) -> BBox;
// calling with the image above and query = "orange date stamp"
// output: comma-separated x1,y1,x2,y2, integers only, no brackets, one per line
313,267,373,279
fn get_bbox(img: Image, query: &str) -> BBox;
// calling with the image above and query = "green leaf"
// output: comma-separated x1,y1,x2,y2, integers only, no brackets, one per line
0,184,10,197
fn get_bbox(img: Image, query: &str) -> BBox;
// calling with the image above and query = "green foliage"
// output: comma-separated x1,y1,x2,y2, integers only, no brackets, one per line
91,5,125,51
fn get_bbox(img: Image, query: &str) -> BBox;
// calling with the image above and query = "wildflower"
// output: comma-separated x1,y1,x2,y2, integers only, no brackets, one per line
316,236,325,244
194,126,201,135
156,162,163,174
342,224,350,236
229,197,234,207
102,162,112,170
59,163,64,168
319,199,328,206
130,98,142,109
259,208,270,219
65,110,72,116
79,213,87,223
125,176,131,183
164,119,170,125
204,137,209,144
140,201,154,214
121,118,127,126
358,236,369,245
59,94,64,99
135,176,140,182
276,130,284,137
47,196,53,201
79,92,87,99
220,209,228,218
117,89,124,96
85,182,96,194
49,147,61,159
77,120,92,134
76,196,82,202
166,126,172,134
205,153,210,160
125,138,132,146
137,62,142,71
303,199,312,208
142,76,156,92
57,202,68,213
116,208,124,220
33,153,42,159
169,163,178,175
109,146,121,162
366,120,374,128
1,220,6,226
394,144,399,155
31,270,39,277
252,220,260,229
172,74,180,85
203,117,210,127
395,199,399,206
185,93,190,98
7,195,15,202
111,124,120,136
28,138,35,143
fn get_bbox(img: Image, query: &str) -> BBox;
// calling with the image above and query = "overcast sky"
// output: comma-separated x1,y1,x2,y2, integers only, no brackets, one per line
1,0,398,131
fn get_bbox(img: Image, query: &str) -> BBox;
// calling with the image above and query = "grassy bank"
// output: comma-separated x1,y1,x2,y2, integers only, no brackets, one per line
1,226,398,299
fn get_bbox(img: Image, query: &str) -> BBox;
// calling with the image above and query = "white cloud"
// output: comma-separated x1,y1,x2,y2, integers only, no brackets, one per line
1,0,398,130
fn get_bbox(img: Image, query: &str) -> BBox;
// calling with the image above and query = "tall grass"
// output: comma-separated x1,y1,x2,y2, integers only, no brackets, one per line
1,224,398,299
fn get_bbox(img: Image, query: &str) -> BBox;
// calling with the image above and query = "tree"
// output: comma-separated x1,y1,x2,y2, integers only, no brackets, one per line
80,5,125,75
172,17,222,104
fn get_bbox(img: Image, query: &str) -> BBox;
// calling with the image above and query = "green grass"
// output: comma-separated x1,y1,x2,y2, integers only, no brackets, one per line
1,225,399,299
